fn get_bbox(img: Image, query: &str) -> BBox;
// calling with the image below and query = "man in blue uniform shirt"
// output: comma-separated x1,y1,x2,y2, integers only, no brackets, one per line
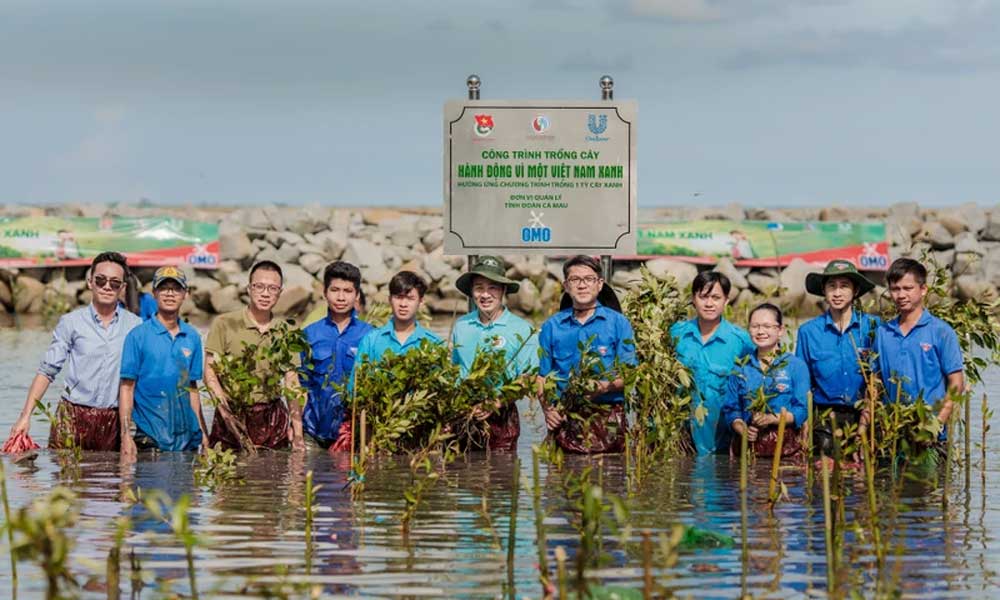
875,258,964,437
301,261,373,450
796,259,881,455
537,255,636,454
670,271,755,455
120,266,209,457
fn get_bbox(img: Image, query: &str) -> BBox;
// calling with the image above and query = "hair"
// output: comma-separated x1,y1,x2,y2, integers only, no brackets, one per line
357,287,367,310
323,261,362,292
90,251,129,279
123,272,143,316
249,260,284,284
749,302,783,326
388,270,427,298
562,255,602,278
692,271,731,298
886,257,927,286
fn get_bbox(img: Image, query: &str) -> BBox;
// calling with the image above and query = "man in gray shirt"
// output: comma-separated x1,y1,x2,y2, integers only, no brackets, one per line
9,252,142,451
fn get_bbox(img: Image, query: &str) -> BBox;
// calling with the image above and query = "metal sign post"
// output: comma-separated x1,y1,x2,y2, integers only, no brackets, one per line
466,74,481,313
599,75,615,284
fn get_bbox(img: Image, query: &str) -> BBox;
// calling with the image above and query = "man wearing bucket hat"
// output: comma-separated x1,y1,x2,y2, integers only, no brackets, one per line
119,266,209,457
795,259,881,456
451,256,539,451
537,255,636,454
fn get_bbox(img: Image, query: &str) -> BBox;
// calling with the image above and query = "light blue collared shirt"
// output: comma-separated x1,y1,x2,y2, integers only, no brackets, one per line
451,308,539,378
38,303,142,409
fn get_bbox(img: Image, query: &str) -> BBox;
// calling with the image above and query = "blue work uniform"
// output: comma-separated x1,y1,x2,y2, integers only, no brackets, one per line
670,318,755,454
451,308,539,378
874,310,963,407
119,317,204,451
722,352,810,430
795,310,881,408
300,312,373,445
139,293,158,320
538,303,637,405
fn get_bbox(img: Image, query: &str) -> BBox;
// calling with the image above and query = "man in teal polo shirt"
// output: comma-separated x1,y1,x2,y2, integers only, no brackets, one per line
452,256,538,451
875,258,964,438
119,266,209,457
670,271,754,455
352,271,443,377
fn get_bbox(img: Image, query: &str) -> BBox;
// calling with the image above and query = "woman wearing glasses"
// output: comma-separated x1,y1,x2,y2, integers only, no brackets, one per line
7,252,142,451
722,303,810,460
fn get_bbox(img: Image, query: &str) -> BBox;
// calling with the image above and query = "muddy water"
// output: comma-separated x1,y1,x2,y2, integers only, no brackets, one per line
2,327,999,598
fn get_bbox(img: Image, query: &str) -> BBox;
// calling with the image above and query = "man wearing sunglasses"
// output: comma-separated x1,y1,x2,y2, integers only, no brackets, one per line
203,260,305,451
9,252,142,450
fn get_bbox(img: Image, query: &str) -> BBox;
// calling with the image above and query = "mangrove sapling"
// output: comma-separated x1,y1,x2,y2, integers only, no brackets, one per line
192,444,244,491
141,490,201,599
555,546,568,600
304,470,321,574
768,408,790,510
982,393,991,488
399,425,456,537
820,452,836,597
206,320,310,454
8,486,80,600
105,515,130,600
506,457,520,596
620,268,695,482
739,428,749,599
1,459,18,592
531,446,552,596
857,427,884,570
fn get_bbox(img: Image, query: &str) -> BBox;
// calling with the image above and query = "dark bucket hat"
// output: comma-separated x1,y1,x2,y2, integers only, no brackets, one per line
805,259,876,298
456,255,520,296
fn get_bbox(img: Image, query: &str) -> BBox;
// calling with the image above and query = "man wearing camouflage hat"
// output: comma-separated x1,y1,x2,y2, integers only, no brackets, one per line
451,256,538,451
119,266,209,457
795,259,881,457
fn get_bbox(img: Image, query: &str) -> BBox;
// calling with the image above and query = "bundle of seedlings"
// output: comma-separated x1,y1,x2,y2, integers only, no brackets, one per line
206,319,309,452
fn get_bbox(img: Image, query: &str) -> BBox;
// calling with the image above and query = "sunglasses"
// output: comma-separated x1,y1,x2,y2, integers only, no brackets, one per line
92,275,124,291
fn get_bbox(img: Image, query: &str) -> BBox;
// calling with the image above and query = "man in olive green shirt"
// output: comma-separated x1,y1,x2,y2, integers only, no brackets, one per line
204,261,305,451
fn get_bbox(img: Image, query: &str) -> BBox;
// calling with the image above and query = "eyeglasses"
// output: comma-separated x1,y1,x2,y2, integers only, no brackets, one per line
156,286,184,296
92,275,124,291
250,283,282,294
749,324,781,331
566,276,600,286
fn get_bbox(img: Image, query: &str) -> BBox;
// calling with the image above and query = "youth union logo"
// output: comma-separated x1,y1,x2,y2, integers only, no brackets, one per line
521,211,551,243
586,113,609,142
532,115,550,133
474,114,495,137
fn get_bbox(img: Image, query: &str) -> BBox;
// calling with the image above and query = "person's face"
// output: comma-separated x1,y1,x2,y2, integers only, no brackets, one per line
564,265,602,307
471,276,505,314
693,282,727,322
248,269,283,312
89,261,126,308
153,281,186,314
748,309,784,351
824,277,856,311
325,278,358,317
889,273,926,314
390,287,422,322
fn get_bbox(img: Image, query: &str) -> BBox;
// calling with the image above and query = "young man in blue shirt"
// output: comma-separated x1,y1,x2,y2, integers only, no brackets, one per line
875,258,964,435
670,271,755,455
796,259,880,456
119,266,209,457
537,255,637,454
352,270,443,380
724,303,810,459
452,256,538,451
301,262,373,450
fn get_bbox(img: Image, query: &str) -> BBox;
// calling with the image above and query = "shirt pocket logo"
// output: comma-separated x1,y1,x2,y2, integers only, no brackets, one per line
597,345,608,356
181,347,192,358
920,343,932,352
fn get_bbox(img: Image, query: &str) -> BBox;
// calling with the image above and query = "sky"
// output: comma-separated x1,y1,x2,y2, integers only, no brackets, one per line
1,0,998,208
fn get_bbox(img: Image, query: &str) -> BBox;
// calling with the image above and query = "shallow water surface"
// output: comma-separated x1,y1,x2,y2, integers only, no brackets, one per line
2,327,1000,598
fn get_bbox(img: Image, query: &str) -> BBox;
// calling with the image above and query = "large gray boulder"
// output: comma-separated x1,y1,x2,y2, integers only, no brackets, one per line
747,272,780,295
778,258,814,307
209,285,244,314
953,232,985,255
984,246,1000,287
306,230,347,261
646,258,698,290
955,275,998,303
983,206,1000,242
219,222,254,265
13,274,45,313
915,221,954,250
298,253,327,276
712,257,748,290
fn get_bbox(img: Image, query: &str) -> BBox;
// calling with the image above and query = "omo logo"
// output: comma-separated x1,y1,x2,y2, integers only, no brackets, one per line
521,211,551,243
186,243,217,266
858,243,887,269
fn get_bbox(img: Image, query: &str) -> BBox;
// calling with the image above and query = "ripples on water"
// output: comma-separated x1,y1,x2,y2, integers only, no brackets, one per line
2,327,1000,598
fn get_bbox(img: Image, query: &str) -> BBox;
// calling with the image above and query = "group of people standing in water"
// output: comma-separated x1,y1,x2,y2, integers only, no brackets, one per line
6,246,964,460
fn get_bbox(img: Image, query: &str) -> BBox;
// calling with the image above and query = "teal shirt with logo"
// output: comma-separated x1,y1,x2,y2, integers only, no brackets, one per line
451,308,539,378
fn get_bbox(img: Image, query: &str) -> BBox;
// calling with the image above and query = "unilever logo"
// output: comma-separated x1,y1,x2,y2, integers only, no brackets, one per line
532,115,550,134
586,113,609,142
521,211,551,243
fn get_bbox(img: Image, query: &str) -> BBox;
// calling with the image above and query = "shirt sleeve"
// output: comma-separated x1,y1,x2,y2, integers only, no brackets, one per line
204,318,226,358
794,325,809,364
349,332,375,394
938,323,964,375
119,329,141,381
721,371,744,428
616,316,638,367
189,335,204,383
37,313,74,380
788,359,810,428
537,321,554,377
